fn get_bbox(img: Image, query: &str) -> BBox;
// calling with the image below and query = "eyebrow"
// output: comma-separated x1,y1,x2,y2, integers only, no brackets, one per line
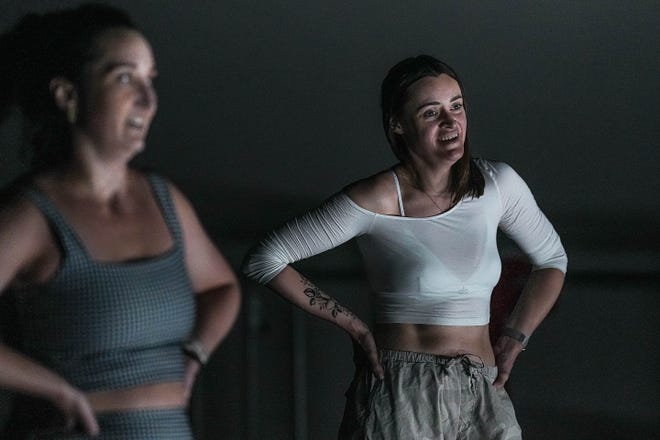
101,61,157,74
101,61,137,73
415,95,463,111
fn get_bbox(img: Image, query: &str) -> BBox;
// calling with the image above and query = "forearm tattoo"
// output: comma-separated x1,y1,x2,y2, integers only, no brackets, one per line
299,275,353,319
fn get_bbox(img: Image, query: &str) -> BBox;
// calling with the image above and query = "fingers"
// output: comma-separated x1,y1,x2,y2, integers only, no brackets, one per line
78,403,100,437
63,400,99,436
70,394,99,436
183,359,201,401
56,386,99,436
356,331,384,379
366,348,384,379
493,370,510,389
494,336,522,390
494,348,513,388
349,322,385,379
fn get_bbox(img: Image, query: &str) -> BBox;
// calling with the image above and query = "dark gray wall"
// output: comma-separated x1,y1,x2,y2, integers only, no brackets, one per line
1,1,658,439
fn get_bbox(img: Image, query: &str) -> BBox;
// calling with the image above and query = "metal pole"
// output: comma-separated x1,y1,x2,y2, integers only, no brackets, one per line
292,307,308,440
246,292,263,440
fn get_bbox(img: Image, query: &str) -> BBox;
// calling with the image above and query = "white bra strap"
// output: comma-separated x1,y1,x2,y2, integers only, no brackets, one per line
391,170,405,217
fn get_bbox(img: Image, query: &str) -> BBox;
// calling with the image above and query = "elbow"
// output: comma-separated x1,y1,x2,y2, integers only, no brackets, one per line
228,281,242,318
218,277,243,322
554,247,569,274
532,256,567,274
240,252,258,280
531,240,568,274
241,250,286,285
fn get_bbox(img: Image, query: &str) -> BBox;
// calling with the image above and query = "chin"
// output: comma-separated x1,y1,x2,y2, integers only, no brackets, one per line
440,143,464,162
121,141,146,160
129,137,147,151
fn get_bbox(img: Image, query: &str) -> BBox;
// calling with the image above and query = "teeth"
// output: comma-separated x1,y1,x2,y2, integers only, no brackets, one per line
440,133,458,142
128,117,144,128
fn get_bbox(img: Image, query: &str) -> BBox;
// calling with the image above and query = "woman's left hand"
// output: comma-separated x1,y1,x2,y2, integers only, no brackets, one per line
492,336,525,389
182,359,201,402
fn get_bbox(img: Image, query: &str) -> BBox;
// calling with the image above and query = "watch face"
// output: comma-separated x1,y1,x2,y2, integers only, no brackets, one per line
502,328,528,347
183,340,209,364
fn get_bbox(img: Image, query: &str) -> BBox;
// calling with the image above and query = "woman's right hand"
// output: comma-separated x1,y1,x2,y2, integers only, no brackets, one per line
0,344,99,435
350,321,384,379
53,385,100,436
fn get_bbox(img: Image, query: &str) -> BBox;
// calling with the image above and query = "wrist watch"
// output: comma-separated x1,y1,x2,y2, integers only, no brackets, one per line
182,339,210,365
501,327,529,350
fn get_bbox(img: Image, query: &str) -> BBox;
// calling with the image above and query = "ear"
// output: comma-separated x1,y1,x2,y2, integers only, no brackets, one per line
49,77,78,111
390,117,404,135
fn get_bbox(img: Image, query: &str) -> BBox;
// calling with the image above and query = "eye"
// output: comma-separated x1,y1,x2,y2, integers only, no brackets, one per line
422,109,438,118
451,102,464,111
117,72,132,84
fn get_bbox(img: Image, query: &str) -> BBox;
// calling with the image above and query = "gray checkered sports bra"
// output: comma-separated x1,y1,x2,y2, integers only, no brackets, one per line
14,173,196,392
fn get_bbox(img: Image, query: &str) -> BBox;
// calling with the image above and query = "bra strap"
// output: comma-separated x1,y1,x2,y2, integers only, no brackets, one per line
391,170,405,217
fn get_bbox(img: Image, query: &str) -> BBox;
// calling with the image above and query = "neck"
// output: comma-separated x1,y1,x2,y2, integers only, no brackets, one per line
401,160,453,196
58,134,137,202
55,157,132,204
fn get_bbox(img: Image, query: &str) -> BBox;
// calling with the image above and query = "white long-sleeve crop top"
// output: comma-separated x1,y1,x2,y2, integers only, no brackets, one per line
243,159,567,326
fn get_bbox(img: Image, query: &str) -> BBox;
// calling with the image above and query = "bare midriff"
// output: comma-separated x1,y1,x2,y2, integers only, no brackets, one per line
374,323,495,366
86,381,186,413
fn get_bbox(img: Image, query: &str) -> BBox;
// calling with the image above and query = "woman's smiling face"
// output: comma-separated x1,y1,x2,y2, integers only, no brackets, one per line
75,28,158,159
392,74,466,166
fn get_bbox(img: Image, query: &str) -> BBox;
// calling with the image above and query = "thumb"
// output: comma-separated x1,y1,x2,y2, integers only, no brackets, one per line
493,371,509,389
371,358,385,380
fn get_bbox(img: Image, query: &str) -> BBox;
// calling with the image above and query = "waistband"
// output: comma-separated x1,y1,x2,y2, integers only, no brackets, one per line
378,348,497,380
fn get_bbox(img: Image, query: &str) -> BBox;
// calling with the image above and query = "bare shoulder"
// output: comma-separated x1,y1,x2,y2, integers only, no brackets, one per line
0,187,50,237
160,176,237,291
343,169,400,215
161,177,197,222
160,176,210,243
162,177,187,204
0,190,55,289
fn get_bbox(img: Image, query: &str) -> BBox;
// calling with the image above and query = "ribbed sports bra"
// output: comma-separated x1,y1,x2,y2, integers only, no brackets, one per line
14,174,196,392
391,170,405,216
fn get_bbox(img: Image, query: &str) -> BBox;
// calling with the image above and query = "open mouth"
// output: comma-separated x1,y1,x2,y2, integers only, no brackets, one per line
127,116,146,129
439,133,459,142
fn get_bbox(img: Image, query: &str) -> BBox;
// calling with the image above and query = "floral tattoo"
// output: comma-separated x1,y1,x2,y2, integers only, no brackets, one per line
300,275,352,319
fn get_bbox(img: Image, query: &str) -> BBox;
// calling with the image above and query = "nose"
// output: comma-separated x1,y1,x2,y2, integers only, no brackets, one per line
136,80,157,110
437,108,455,127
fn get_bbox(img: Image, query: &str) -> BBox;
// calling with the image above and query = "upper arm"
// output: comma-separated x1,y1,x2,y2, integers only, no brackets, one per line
242,191,375,284
495,163,568,273
0,197,54,293
168,183,238,294
343,171,399,216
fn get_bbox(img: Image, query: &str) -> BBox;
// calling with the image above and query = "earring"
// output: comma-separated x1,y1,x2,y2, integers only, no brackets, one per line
66,104,77,124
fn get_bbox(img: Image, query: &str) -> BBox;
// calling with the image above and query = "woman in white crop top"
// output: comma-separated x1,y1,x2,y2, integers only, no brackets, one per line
243,55,566,439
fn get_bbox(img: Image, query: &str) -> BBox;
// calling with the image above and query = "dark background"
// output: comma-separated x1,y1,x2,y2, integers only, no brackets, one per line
1,1,658,439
